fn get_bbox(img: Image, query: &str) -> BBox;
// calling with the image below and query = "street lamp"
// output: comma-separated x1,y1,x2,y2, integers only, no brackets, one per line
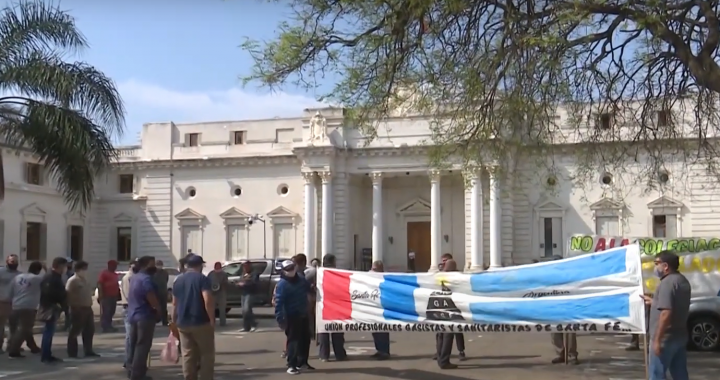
247,214,267,258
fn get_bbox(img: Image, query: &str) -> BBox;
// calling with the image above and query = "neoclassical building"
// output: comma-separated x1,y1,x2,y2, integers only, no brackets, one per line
1,106,715,277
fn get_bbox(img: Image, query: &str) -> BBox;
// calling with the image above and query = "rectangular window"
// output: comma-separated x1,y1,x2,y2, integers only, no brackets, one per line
119,174,134,194
657,110,671,127
595,216,619,236
652,215,677,238
116,227,132,262
26,222,42,260
187,133,200,147
233,131,246,145
70,226,84,261
25,163,42,185
597,113,614,130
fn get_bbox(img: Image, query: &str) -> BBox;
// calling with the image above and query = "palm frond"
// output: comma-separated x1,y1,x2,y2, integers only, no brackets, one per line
0,1,86,58
0,98,116,211
0,52,126,136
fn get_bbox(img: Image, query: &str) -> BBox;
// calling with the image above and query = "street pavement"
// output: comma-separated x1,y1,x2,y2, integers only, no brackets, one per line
2,309,718,380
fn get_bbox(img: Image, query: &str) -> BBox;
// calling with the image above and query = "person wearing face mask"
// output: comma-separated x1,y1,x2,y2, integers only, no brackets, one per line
126,256,162,380
275,259,315,374
97,260,120,333
0,254,21,353
643,250,691,380
38,257,69,363
65,261,99,358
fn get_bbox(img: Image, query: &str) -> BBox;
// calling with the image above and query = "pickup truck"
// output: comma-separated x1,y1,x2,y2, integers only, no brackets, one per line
221,258,286,313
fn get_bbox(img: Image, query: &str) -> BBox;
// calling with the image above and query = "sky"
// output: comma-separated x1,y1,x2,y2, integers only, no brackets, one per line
16,1,327,145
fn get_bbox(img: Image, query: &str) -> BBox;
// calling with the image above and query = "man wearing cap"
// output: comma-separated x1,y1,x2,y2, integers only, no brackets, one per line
275,259,314,374
126,256,162,380
173,254,215,380
207,261,229,327
97,260,120,333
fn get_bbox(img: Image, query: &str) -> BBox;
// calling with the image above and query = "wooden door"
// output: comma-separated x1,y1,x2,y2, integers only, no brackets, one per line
407,221,431,272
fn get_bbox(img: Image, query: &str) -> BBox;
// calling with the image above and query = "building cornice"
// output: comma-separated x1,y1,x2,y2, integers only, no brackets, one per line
111,154,300,171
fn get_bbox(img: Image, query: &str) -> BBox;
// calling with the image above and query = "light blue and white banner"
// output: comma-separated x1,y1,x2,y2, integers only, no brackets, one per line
317,245,646,333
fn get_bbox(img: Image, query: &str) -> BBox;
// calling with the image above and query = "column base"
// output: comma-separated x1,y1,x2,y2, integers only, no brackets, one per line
427,267,440,273
467,265,485,273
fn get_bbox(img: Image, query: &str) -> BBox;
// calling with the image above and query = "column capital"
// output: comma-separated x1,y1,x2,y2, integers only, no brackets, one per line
487,164,501,176
319,171,332,184
462,168,481,180
302,171,315,184
428,169,442,183
371,172,383,184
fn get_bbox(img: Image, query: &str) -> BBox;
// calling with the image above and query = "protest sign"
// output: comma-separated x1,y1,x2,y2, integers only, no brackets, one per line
316,245,646,334
567,234,720,295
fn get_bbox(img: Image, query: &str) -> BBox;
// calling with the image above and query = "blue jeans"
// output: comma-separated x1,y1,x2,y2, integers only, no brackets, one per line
40,316,57,361
124,315,132,367
649,337,689,380
241,294,255,331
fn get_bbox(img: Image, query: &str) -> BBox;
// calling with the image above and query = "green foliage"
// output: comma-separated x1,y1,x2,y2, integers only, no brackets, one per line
0,1,125,210
242,0,720,189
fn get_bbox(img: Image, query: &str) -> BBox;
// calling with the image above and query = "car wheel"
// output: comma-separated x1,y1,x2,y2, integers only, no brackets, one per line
689,316,720,351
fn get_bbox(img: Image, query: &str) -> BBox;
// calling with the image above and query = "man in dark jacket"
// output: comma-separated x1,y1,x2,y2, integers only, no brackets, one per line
275,260,314,374
317,254,347,362
38,257,68,363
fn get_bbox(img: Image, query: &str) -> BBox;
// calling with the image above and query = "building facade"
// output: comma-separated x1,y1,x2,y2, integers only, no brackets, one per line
2,106,718,277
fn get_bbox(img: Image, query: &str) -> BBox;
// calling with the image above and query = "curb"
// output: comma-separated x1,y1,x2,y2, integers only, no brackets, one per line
31,318,125,334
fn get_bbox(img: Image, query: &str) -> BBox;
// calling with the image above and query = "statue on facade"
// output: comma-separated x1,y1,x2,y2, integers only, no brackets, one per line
308,111,327,145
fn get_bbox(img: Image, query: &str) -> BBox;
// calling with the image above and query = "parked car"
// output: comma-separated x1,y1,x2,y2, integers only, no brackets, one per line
687,296,720,351
220,259,282,314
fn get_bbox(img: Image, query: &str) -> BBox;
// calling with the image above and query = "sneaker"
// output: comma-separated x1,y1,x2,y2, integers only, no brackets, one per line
301,363,315,370
280,351,287,358
551,356,564,364
8,353,25,359
30,348,41,354
458,351,466,361
286,367,300,375
625,345,640,351
250,327,257,332
42,356,63,364
85,352,101,358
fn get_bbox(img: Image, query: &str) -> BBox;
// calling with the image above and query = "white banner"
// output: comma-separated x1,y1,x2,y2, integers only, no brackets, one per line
317,245,646,334
567,234,720,296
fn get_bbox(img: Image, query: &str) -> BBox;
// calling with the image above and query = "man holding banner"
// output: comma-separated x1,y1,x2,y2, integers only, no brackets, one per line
647,251,690,380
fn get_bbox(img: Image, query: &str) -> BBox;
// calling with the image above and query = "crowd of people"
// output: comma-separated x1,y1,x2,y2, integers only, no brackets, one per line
0,248,692,380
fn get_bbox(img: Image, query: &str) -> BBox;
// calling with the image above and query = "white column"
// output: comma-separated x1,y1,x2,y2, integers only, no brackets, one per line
489,166,502,268
302,172,316,259
466,169,483,271
371,172,383,263
429,170,442,271
320,171,333,258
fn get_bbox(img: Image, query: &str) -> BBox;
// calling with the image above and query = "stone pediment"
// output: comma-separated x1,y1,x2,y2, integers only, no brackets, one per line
589,197,624,210
534,198,565,212
397,197,431,215
175,208,205,220
266,206,297,218
647,195,684,209
113,212,134,222
219,207,250,219
20,203,45,216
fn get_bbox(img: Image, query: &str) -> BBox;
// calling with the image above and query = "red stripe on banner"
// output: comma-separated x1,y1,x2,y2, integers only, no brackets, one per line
322,270,352,320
